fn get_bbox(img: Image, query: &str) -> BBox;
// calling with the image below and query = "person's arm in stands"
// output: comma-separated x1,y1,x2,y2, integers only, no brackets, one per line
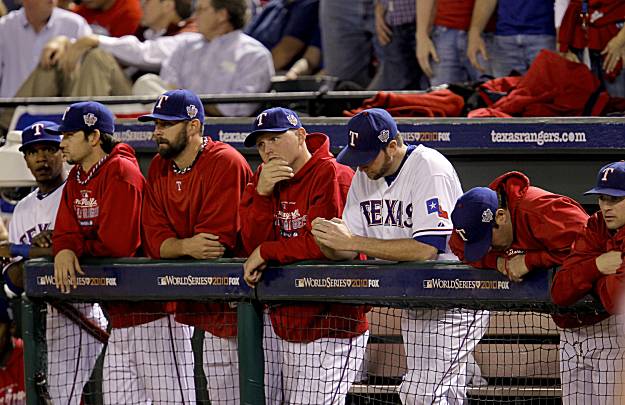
467,0,497,72
416,0,439,78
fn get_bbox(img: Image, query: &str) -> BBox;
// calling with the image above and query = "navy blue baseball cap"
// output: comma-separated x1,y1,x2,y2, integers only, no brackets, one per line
48,101,115,134
244,107,303,147
19,121,61,152
138,89,205,123
584,161,625,197
336,108,398,167
451,187,499,262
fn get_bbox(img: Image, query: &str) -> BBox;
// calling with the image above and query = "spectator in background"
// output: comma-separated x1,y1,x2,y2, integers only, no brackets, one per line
72,0,142,37
373,0,424,90
16,0,197,99
467,0,556,77
558,0,625,97
551,161,625,404
417,0,493,86
319,0,380,89
245,0,321,79
0,297,24,404
0,0,91,101
134,0,274,117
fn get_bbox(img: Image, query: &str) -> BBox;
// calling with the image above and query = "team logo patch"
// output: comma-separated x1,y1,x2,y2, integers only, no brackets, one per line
482,208,494,223
186,104,198,119
426,198,448,219
287,114,298,126
378,129,390,143
83,113,98,127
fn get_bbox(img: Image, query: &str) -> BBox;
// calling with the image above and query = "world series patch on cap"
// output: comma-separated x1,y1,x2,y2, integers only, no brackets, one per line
139,89,205,123
244,107,302,147
48,101,115,135
336,108,398,167
451,187,499,262
19,121,61,152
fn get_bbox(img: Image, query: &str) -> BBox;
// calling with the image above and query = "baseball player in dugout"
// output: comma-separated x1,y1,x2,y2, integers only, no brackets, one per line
311,108,488,405
48,102,172,404
0,121,106,405
240,107,369,404
139,88,251,404
550,161,625,405
449,171,594,404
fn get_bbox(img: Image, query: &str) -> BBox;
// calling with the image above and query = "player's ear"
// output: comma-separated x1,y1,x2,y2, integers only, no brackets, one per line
88,129,101,147
296,127,307,144
495,208,509,225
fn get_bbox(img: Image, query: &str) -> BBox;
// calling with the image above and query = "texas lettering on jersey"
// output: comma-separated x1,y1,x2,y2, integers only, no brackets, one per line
18,223,51,244
359,199,413,228
74,190,99,227
275,201,308,238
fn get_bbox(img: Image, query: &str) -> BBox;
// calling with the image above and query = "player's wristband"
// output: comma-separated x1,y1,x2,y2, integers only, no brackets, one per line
9,244,30,259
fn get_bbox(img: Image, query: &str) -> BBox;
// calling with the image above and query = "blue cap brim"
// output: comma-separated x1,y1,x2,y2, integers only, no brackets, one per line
47,123,83,134
463,229,493,262
584,187,625,197
19,138,61,152
244,128,291,147
138,113,194,122
336,147,379,167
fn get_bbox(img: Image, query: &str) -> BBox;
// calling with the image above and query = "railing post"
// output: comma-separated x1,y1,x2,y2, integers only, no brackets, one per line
21,296,47,405
237,301,265,405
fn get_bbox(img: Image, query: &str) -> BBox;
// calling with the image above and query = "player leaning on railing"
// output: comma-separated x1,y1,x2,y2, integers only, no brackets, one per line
551,161,625,405
312,108,489,405
0,121,107,405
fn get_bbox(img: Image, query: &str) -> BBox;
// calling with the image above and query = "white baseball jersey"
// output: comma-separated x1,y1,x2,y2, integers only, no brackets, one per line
343,144,462,258
8,186,64,245
8,183,107,405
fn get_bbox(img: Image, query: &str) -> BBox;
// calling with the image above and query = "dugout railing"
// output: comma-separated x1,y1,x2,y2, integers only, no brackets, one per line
22,258,605,405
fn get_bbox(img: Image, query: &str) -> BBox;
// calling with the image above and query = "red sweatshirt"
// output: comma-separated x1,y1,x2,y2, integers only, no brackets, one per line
240,133,368,342
0,339,24,404
552,212,625,322
450,171,589,270
142,138,252,337
52,143,158,328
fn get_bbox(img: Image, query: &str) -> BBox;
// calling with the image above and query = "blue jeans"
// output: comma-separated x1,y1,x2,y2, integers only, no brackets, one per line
573,48,625,98
430,26,493,86
372,22,425,90
491,34,555,77
319,0,380,88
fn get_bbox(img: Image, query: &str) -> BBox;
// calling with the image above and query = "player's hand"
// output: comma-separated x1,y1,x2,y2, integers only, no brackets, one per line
0,242,10,258
416,35,439,78
40,36,70,69
595,251,623,275
54,249,84,294
243,246,267,288
32,230,53,248
256,157,294,196
311,217,356,251
467,31,489,72
374,2,392,46
59,35,99,76
602,32,625,73
496,255,527,282
182,233,225,259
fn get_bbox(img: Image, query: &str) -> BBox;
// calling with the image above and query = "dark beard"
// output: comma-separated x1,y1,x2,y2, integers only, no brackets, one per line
369,151,392,180
158,126,188,159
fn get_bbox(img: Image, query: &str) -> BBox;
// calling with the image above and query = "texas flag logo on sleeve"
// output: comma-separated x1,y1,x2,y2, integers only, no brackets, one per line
426,197,449,219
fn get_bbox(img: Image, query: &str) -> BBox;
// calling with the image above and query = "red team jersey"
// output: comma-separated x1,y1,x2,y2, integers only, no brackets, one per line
52,143,157,328
450,171,589,271
552,212,625,322
142,138,252,337
240,133,368,342
0,339,25,405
